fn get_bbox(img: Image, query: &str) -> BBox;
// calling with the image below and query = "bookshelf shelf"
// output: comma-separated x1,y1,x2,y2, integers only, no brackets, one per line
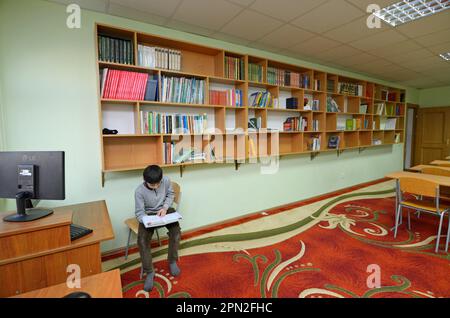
96,23,406,178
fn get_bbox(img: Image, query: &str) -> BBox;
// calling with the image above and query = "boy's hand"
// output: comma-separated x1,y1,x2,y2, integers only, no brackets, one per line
157,208,167,217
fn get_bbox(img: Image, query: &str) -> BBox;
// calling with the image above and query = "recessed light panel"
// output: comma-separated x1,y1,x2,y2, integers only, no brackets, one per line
373,0,450,27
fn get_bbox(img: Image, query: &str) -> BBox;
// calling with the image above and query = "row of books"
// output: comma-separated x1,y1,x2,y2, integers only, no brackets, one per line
137,45,181,71
304,95,320,111
380,118,397,130
100,69,158,101
98,35,133,65
327,97,341,112
267,67,310,88
338,82,364,97
161,76,205,104
224,56,244,80
283,117,308,132
209,89,243,107
141,112,208,135
309,135,321,151
163,145,214,164
248,63,264,83
249,91,275,108
375,103,403,116
344,118,369,131
313,79,322,91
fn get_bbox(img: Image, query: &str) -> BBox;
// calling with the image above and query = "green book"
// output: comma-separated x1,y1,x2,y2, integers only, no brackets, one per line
346,119,354,131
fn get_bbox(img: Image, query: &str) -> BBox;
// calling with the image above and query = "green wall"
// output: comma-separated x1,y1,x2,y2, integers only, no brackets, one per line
1,0,415,252
419,86,450,107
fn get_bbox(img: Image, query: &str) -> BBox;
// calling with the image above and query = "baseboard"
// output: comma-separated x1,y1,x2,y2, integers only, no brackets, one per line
101,177,391,262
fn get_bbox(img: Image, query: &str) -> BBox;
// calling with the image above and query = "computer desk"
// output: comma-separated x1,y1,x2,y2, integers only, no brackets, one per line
12,269,122,298
0,200,114,297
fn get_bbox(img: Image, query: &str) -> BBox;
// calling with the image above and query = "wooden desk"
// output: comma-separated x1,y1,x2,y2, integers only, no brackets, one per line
409,165,450,173
13,269,122,298
430,160,450,167
446,156,450,160
0,200,114,297
386,171,450,186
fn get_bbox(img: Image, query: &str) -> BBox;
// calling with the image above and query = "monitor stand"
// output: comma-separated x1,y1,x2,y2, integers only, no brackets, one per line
3,192,53,222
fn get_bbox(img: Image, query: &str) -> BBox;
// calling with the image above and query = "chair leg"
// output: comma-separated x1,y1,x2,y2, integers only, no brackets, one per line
140,266,143,280
445,213,450,253
407,210,411,231
125,229,132,260
435,213,445,253
156,228,162,247
394,204,402,238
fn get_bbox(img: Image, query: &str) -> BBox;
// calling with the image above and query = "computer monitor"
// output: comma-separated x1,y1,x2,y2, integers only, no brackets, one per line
0,151,65,222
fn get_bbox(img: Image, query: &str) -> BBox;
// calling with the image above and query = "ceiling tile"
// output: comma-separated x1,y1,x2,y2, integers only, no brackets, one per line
349,30,408,51
172,0,242,31
395,55,447,71
368,40,422,59
166,19,216,37
108,2,168,26
312,44,362,61
323,17,388,43
249,0,327,22
257,24,315,49
226,0,255,7
414,28,450,47
345,0,397,11
290,36,341,55
109,0,183,18
291,0,365,34
220,9,283,41
396,10,450,38
388,48,436,64
333,52,379,66
428,41,450,55
247,42,284,53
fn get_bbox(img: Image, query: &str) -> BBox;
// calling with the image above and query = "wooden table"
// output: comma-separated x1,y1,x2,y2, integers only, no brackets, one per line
409,165,450,173
0,200,114,297
430,160,450,167
446,156,450,160
386,171,450,186
12,269,122,298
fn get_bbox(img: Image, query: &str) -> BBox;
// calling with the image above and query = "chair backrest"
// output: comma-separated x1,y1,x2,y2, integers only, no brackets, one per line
171,181,181,206
422,167,450,177
399,177,439,198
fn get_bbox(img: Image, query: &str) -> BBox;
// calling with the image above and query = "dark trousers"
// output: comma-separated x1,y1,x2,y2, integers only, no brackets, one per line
138,208,181,274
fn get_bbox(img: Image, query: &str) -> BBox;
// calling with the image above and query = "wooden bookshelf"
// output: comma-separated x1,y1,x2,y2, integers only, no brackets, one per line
95,23,406,181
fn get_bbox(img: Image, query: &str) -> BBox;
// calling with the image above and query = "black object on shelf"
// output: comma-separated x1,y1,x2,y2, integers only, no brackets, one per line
103,128,118,135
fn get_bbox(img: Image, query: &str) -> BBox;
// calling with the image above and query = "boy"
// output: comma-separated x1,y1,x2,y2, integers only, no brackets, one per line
135,165,181,292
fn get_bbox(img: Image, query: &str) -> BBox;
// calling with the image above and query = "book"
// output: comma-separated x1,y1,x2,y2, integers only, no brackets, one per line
98,35,133,65
328,135,340,149
142,211,182,228
359,104,368,114
144,77,159,101
327,97,340,112
286,97,298,109
248,117,262,129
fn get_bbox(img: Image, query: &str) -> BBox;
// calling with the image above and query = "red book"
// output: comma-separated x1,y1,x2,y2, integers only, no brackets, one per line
130,72,138,100
110,70,120,99
103,69,113,99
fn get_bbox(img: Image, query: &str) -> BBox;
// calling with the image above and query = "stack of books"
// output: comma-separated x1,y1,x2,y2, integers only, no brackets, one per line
161,76,205,104
338,82,363,96
137,45,181,71
248,117,262,130
345,118,362,131
375,103,385,115
248,63,264,83
163,145,215,164
359,104,368,114
312,119,320,132
140,112,208,135
209,89,243,107
327,97,340,112
313,79,321,91
98,35,133,65
283,116,307,132
100,69,155,100
267,67,302,87
225,56,244,80
309,135,321,151
249,91,276,108
327,79,336,93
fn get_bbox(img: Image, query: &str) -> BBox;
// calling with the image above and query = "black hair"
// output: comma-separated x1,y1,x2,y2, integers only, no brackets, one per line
143,165,163,184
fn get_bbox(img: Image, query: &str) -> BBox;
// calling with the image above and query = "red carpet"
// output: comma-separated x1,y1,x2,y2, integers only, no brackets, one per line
120,195,450,298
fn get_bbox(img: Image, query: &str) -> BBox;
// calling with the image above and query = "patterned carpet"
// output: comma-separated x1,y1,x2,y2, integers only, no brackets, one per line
105,181,450,298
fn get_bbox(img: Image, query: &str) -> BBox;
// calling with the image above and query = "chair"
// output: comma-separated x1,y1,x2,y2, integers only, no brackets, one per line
421,167,450,201
394,177,449,253
124,181,182,260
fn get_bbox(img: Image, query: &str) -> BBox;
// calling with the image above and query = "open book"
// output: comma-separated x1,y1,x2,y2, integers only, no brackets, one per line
142,212,182,228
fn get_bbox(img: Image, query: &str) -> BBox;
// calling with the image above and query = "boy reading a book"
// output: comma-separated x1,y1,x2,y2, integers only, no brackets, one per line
135,165,181,292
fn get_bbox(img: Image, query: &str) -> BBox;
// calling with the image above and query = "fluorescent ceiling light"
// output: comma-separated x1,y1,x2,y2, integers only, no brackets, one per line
440,52,450,60
373,0,450,27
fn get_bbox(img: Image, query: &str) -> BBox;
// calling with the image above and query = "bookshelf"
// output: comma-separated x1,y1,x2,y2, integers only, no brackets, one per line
95,24,406,183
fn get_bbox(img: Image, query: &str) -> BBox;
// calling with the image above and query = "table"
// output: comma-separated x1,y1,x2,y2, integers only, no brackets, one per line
386,171,450,186
430,160,450,167
0,200,114,297
12,269,122,298
409,165,450,173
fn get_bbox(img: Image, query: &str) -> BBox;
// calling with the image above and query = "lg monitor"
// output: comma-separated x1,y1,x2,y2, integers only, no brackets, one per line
0,151,65,222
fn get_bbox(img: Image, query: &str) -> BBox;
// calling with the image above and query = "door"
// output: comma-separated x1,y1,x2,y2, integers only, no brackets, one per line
414,106,450,165
404,104,418,169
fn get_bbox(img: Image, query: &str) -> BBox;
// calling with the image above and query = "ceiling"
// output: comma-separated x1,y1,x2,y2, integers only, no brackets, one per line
48,0,450,88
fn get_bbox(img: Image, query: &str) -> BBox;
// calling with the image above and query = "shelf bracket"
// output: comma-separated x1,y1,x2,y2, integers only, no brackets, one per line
235,160,241,171
359,147,367,154
101,172,105,188
179,165,185,178
310,152,319,161
337,149,345,157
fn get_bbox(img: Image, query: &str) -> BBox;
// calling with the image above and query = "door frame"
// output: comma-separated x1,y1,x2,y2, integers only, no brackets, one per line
404,103,419,169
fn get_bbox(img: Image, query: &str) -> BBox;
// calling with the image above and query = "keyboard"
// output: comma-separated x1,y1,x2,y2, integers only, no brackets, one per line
70,224,93,241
